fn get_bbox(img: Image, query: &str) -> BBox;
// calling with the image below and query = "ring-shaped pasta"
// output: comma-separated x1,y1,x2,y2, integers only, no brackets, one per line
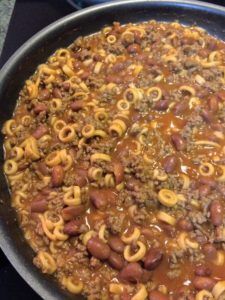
4,159,18,175
82,230,96,246
121,228,141,244
37,251,57,274
63,277,84,294
3,119,16,136
50,98,62,112
82,124,95,138
180,173,190,189
179,85,196,96
88,167,103,181
106,35,117,44
43,211,64,230
157,211,176,226
21,115,32,126
117,99,130,111
98,224,107,243
104,173,115,187
53,119,67,133
158,189,178,207
109,283,124,294
198,162,214,177
45,151,61,167
124,241,146,262
189,97,201,109
195,290,213,300
216,165,225,182
73,92,89,101
90,153,111,163
213,250,225,266
131,284,148,300
62,65,75,77
63,186,81,206
195,140,220,148
146,87,162,102
53,225,69,241
212,281,225,299
58,125,76,143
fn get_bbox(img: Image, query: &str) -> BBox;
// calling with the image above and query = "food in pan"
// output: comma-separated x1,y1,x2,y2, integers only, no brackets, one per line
2,20,225,299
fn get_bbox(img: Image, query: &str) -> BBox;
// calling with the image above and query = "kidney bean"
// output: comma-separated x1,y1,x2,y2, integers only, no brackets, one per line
62,82,70,91
51,165,64,187
113,160,124,184
63,219,83,236
199,185,211,197
144,248,163,271
171,133,186,151
108,251,124,270
37,161,49,176
89,189,107,209
202,243,217,259
52,87,62,98
127,43,141,54
163,155,178,173
87,237,111,260
149,290,169,300
173,101,188,115
70,100,84,111
38,88,50,100
32,124,48,139
201,109,214,123
61,205,85,221
34,103,48,114
106,74,123,84
208,95,219,113
119,262,143,283
193,276,215,291
199,176,216,188
31,199,48,213
75,168,88,187
217,90,225,101
154,99,169,111
195,264,212,276
108,236,125,253
210,199,223,226
112,62,125,72
177,218,193,232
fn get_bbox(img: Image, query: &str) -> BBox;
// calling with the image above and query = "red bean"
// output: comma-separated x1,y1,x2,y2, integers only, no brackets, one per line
202,243,217,260
149,290,169,300
173,101,188,115
70,100,83,111
38,88,50,100
61,205,85,221
106,74,123,84
141,270,152,283
201,109,214,123
108,236,125,253
193,276,215,291
62,82,70,91
63,219,83,236
52,88,62,98
199,177,216,188
217,90,225,101
177,218,193,232
199,185,211,197
113,160,124,184
127,43,141,54
195,264,212,276
163,155,178,173
89,188,116,210
32,125,48,139
210,199,223,226
119,262,143,283
208,95,219,113
171,133,186,151
31,199,48,213
51,165,64,187
87,237,111,260
108,251,124,270
144,248,163,270
75,168,88,187
34,103,48,114
37,161,49,176
154,99,169,111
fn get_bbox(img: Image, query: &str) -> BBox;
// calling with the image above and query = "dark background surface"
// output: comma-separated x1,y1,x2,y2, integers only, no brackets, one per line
0,0,225,299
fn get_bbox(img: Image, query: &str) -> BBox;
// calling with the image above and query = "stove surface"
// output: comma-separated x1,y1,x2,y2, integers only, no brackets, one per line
0,0,225,299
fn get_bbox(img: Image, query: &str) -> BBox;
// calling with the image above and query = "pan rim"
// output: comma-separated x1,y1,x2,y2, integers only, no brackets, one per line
0,0,225,299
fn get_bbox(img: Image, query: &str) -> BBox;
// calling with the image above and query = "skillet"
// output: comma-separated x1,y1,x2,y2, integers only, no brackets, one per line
0,1,225,299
